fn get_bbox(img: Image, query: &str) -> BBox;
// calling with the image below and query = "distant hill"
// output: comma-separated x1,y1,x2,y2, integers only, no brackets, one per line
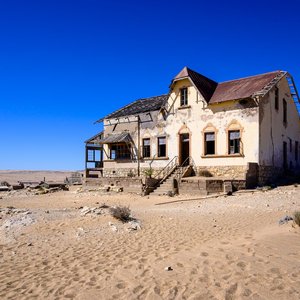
0,170,84,184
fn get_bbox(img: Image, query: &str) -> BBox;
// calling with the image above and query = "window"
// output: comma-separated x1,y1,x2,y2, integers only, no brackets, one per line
157,137,166,157
289,138,292,152
283,98,287,124
295,141,298,161
87,149,101,162
180,87,188,106
142,138,151,158
204,132,215,155
275,86,279,110
110,143,131,160
228,130,240,154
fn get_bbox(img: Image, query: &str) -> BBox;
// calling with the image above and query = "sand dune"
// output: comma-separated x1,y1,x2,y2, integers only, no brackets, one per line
0,183,300,299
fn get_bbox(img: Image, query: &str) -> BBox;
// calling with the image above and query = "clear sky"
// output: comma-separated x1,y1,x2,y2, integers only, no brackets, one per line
0,0,299,170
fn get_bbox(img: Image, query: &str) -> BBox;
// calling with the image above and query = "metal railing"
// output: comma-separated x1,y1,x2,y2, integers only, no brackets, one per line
173,156,196,181
154,156,179,183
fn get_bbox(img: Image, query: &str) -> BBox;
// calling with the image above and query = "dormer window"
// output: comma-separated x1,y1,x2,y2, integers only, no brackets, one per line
180,87,188,106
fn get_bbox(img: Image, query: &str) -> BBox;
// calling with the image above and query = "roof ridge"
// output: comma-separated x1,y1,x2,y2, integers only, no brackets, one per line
219,70,284,84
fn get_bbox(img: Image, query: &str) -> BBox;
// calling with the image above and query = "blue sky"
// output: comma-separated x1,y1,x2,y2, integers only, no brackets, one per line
0,0,299,170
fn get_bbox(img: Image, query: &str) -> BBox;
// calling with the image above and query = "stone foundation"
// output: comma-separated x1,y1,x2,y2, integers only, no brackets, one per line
196,165,247,179
103,167,164,178
180,178,246,195
84,177,143,194
258,166,283,186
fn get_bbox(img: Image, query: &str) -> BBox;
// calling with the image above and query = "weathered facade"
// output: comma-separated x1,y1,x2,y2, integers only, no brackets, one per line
85,67,300,192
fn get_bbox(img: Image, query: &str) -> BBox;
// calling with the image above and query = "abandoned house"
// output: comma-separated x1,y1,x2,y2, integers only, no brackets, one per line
84,67,300,195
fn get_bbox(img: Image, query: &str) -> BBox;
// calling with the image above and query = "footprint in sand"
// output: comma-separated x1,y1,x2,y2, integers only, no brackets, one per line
237,261,247,271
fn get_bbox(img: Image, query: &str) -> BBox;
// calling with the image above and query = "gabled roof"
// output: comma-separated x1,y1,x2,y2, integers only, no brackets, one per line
209,71,285,104
95,94,168,123
172,66,218,102
172,67,287,104
95,68,288,124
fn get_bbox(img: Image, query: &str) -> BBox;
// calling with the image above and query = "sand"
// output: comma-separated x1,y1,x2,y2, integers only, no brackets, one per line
0,174,300,299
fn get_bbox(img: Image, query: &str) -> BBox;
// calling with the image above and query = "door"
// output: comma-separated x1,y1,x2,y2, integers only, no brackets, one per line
179,133,190,166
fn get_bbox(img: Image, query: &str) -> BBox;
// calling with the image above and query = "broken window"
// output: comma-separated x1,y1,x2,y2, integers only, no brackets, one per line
228,130,240,154
275,86,279,110
283,98,287,124
204,132,215,155
110,143,131,160
158,137,167,157
142,138,151,158
180,87,188,106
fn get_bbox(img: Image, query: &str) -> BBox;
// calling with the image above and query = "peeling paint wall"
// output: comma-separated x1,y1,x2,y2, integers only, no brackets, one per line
102,77,262,177
259,76,300,170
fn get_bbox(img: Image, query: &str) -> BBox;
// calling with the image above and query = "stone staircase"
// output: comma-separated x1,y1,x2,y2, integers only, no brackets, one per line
150,165,194,196
151,174,177,196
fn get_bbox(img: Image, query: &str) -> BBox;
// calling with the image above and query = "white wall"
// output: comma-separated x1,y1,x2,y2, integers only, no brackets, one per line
259,76,300,169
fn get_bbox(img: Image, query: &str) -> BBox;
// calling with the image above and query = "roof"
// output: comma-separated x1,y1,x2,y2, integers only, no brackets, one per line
85,131,103,144
209,71,285,104
94,68,287,124
99,132,132,144
95,94,168,123
172,66,218,102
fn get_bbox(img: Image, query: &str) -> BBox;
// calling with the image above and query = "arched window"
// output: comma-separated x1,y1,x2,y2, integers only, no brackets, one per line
226,120,244,155
202,123,217,156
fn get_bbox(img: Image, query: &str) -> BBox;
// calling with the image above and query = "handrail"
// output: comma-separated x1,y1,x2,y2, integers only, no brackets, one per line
174,156,196,181
153,156,178,181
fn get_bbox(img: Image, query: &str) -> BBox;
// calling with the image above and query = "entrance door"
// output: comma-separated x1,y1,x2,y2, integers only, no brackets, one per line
179,133,190,166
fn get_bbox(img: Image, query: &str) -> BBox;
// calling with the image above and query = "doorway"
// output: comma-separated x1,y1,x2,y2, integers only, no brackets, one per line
179,133,190,166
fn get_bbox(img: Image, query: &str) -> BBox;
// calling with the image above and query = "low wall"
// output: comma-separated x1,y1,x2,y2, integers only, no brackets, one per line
103,167,164,178
84,177,143,194
180,178,246,196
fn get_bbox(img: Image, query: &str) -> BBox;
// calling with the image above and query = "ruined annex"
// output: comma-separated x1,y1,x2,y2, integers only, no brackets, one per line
84,67,300,195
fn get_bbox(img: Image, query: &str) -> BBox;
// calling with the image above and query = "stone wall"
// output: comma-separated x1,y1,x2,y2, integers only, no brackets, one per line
196,165,248,179
179,178,246,195
258,166,283,186
84,177,143,194
103,167,164,178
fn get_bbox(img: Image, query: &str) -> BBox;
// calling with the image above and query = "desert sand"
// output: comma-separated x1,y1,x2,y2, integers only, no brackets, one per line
0,172,300,300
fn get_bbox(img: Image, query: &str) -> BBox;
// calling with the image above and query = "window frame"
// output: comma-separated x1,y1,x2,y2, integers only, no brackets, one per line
142,138,151,158
157,136,167,158
109,143,132,160
204,132,216,156
228,130,241,155
180,87,188,106
283,98,287,124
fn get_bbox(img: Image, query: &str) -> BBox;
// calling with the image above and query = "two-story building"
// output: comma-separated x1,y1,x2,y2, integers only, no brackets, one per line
85,67,300,193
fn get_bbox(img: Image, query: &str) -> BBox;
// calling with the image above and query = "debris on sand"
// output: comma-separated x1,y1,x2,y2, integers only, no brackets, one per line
278,215,293,225
79,205,110,216
0,207,35,243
